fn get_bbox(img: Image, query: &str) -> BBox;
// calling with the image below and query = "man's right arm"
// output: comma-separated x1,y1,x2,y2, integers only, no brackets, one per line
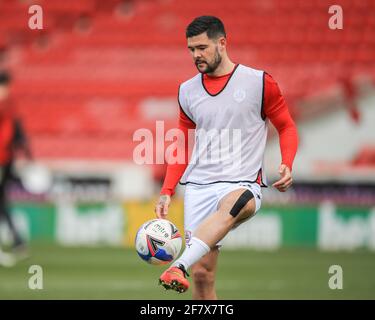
155,110,195,219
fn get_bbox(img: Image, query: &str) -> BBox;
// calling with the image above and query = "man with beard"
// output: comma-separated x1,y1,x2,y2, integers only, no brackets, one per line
155,16,298,298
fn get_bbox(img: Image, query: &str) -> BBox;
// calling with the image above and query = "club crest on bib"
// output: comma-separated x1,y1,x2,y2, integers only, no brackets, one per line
233,89,246,103
185,230,192,247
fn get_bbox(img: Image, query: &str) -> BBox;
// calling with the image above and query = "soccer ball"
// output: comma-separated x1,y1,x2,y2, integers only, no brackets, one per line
135,219,182,265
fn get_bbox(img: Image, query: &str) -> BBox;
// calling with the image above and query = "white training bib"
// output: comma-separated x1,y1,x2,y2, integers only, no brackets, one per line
178,64,268,187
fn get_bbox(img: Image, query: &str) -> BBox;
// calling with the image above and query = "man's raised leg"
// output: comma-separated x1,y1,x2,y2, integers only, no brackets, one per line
159,188,256,294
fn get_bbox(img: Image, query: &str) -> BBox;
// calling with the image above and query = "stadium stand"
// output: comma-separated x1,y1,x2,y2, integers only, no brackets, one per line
1,0,374,171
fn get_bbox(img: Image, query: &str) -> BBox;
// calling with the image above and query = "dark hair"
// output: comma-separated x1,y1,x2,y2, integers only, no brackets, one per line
186,16,226,39
0,71,11,85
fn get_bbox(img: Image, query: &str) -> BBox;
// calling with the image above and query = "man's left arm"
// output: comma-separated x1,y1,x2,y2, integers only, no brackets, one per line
263,73,298,192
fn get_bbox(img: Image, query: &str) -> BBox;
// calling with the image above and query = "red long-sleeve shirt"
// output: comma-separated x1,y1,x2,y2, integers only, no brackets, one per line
161,71,298,196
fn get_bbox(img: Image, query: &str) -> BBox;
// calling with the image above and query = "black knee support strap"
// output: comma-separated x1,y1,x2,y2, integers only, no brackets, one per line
229,189,254,217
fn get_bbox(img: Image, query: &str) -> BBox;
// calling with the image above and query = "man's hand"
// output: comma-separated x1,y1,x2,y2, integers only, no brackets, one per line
272,164,293,192
155,194,171,219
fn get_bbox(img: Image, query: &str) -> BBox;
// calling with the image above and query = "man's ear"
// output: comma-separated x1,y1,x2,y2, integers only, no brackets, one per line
218,37,226,51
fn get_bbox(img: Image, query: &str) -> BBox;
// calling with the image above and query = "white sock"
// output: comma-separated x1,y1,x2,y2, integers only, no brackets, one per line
173,236,210,271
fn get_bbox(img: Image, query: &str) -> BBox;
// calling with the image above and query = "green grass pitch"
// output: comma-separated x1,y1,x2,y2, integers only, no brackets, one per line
0,245,374,299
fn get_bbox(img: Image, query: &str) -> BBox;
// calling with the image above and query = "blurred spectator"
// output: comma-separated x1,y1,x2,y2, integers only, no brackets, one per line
33,31,51,51
74,13,93,35
0,44,8,70
0,71,32,256
340,70,361,124
115,0,135,20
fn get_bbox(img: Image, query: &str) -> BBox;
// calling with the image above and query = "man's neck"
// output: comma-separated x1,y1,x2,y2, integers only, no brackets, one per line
206,58,236,77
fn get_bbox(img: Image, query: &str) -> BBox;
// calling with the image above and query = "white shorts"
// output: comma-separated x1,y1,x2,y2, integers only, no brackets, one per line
183,182,262,246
